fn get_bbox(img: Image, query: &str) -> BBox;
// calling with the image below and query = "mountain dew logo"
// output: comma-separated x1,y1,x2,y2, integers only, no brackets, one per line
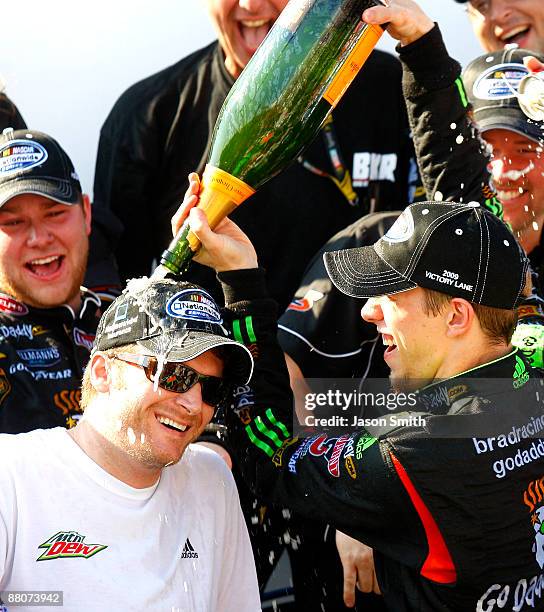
37,531,107,561
513,355,530,389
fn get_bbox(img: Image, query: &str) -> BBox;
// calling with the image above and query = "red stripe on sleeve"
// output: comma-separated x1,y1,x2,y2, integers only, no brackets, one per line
390,452,456,584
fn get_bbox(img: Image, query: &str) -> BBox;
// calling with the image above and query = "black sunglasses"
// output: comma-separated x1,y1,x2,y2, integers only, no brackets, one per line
113,353,232,408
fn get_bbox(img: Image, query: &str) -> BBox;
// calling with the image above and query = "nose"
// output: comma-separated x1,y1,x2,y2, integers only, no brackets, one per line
238,0,268,13
489,0,512,26
26,222,54,248
173,383,203,417
361,297,383,324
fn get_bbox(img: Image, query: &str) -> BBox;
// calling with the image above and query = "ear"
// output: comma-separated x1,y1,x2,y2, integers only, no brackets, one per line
444,298,474,339
89,352,111,393
82,194,92,236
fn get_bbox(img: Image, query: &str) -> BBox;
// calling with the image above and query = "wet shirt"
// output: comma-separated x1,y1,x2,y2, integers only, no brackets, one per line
222,268,544,612
0,290,104,433
92,41,419,311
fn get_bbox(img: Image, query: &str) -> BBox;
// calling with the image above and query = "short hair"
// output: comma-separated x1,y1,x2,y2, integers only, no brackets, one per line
80,344,140,411
421,288,517,345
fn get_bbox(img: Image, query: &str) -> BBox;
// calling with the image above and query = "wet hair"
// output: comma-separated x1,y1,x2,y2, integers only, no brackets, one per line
421,288,517,345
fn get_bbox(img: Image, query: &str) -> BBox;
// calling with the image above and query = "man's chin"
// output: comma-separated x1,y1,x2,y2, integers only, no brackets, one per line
390,374,420,394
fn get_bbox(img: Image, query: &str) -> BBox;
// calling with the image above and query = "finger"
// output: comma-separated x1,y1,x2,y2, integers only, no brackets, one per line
171,193,199,237
524,56,544,73
356,568,373,593
372,570,382,595
188,207,221,252
342,567,357,608
362,5,393,25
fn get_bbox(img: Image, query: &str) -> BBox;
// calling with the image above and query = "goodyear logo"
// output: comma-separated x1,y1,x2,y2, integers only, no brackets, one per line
0,139,48,177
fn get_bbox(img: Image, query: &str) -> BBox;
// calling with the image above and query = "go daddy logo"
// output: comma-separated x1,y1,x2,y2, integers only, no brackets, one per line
36,531,107,561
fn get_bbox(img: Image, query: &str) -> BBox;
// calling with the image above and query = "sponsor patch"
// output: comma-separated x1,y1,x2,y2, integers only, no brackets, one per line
352,152,397,187
272,437,299,468
17,346,60,368
37,531,107,561
0,293,28,316
287,289,325,312
473,63,527,101
53,389,82,416
73,328,95,351
0,139,48,177
308,434,351,477
166,289,222,324
345,456,357,479
383,209,414,244
0,323,33,340
0,367,11,405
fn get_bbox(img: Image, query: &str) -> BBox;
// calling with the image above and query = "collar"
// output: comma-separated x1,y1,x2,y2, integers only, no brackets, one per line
415,349,531,413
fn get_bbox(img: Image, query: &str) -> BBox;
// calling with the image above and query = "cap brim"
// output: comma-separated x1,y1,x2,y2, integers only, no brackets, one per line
323,245,417,299
0,178,80,208
137,332,254,385
475,108,544,143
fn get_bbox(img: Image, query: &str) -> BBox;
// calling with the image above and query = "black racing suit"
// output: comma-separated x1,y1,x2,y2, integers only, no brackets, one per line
92,41,420,312
222,267,544,612
0,290,104,433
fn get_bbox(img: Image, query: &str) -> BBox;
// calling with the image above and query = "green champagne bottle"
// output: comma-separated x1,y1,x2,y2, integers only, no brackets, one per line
157,0,385,277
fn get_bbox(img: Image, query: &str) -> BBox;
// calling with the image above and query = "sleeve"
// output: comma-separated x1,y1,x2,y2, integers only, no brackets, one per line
217,469,261,611
222,269,425,563
399,25,503,218
91,99,164,282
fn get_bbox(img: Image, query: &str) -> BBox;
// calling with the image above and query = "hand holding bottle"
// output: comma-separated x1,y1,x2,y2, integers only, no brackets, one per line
362,0,434,47
170,173,258,273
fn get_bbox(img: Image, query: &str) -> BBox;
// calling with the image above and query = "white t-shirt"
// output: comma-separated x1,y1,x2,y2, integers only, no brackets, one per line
0,428,260,611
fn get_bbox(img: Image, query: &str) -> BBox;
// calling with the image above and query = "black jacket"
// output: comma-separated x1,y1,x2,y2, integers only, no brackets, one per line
222,267,544,611
0,93,26,132
0,290,104,433
92,42,419,311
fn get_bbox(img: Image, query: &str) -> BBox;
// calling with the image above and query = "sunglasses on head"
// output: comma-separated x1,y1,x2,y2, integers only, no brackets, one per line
113,352,232,408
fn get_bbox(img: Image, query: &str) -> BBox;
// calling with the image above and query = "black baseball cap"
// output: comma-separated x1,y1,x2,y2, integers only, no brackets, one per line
0,128,82,207
324,201,528,310
463,47,544,143
94,278,254,384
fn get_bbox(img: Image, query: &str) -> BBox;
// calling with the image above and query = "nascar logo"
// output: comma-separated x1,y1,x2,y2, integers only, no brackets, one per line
166,290,222,324
0,139,48,177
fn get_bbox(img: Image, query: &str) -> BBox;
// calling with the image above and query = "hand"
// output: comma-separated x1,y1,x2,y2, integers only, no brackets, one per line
171,173,258,272
524,56,544,74
336,530,381,607
362,0,434,47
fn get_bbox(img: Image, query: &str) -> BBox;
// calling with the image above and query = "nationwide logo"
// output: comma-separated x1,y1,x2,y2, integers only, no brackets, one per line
0,293,28,316
180,538,199,559
0,139,48,177
36,531,107,561
167,290,223,324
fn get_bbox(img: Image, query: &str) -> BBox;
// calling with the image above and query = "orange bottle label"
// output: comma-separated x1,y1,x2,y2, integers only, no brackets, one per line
202,165,255,205
324,24,383,108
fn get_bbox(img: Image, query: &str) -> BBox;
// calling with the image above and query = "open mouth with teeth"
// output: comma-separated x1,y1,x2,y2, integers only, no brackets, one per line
382,333,397,357
500,25,531,46
157,415,189,433
25,255,64,277
237,18,273,53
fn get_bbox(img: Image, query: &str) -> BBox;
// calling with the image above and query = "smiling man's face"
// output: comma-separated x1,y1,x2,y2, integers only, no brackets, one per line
205,0,289,78
467,0,544,54
0,194,91,310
